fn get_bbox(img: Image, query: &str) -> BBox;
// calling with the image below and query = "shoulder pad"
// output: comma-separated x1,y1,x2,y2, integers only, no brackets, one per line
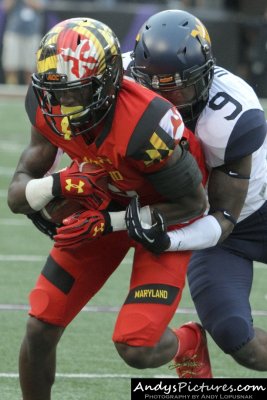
126,97,175,166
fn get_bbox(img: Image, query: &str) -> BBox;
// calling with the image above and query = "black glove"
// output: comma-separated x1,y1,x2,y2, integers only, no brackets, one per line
27,212,60,240
125,196,170,254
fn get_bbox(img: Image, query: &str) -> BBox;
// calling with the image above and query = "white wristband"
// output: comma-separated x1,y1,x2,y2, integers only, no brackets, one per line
25,176,54,211
167,215,222,251
109,205,152,231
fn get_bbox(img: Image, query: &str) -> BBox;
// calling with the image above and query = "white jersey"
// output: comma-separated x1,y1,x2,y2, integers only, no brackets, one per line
123,53,267,223
197,66,267,221
122,51,132,71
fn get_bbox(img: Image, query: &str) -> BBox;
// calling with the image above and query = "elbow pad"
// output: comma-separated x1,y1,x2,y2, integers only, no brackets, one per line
147,149,202,202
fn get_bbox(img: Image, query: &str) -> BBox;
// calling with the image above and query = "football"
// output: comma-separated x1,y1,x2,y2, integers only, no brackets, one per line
40,198,85,224
40,162,109,224
79,161,108,192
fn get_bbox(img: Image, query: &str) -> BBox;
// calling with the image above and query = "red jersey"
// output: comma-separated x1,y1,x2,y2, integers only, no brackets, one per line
26,77,208,207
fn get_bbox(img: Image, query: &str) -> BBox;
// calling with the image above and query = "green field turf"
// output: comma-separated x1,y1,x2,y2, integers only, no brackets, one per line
0,95,267,399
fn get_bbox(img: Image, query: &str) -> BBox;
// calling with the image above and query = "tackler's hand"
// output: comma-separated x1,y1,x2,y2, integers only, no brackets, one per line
52,160,110,210
27,212,59,240
54,209,112,247
125,196,170,254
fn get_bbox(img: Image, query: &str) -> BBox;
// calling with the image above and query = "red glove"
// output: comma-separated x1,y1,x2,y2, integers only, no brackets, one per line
54,209,112,247
52,160,110,210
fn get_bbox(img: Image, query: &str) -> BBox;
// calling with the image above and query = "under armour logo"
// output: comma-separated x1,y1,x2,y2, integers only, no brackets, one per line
65,179,85,193
93,223,105,236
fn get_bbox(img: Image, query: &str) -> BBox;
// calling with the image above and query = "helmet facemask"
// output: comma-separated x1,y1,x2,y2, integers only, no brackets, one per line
131,58,214,123
32,18,122,138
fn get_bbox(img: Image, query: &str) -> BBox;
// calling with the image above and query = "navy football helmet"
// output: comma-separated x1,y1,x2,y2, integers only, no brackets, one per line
131,10,215,123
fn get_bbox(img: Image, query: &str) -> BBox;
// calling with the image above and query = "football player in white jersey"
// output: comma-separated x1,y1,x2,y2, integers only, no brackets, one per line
123,9,267,374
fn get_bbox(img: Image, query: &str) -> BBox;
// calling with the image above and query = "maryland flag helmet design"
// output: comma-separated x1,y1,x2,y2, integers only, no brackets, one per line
32,18,123,137
131,10,215,123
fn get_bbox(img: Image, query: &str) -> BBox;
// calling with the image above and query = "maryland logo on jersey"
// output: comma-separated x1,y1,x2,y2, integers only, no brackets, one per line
127,123,176,167
144,131,174,166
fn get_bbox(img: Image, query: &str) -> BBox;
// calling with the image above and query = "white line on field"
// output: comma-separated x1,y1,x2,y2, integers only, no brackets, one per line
0,253,266,269
0,218,32,226
0,255,46,262
0,166,14,176
1,373,136,379
0,303,267,316
0,372,228,379
0,304,197,314
0,141,25,152
0,190,7,198
0,254,133,264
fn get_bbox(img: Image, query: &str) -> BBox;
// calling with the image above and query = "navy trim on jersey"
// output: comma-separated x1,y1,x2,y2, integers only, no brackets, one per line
214,67,229,78
225,109,266,162
25,85,39,126
94,102,116,148
126,97,172,159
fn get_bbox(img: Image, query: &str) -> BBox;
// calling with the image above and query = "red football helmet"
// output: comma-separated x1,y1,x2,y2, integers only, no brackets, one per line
32,18,123,137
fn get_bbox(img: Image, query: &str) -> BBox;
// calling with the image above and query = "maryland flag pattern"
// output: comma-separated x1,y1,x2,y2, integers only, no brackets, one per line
36,17,120,79
143,130,174,166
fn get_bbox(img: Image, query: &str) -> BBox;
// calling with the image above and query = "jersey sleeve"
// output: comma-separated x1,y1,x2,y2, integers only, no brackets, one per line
225,109,266,162
197,67,267,167
126,106,185,172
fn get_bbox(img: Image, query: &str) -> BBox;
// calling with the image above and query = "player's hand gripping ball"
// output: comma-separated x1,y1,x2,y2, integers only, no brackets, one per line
52,160,109,204
54,209,112,247
41,162,110,224
40,197,86,224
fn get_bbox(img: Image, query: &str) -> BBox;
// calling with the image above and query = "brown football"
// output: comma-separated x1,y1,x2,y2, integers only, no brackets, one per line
40,198,85,224
79,161,108,191
40,162,109,224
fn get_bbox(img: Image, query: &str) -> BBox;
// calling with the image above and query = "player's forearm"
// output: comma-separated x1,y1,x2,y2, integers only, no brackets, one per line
151,184,208,226
166,206,240,251
166,214,223,251
7,173,42,214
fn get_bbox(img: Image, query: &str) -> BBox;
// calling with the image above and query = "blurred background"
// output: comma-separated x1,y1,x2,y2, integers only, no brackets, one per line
0,0,266,96
0,3,267,397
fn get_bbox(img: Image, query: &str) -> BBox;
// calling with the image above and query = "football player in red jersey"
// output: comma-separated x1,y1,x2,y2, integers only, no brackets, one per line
8,18,211,399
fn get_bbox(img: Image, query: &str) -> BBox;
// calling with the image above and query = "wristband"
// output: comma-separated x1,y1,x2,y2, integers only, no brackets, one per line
25,176,54,211
166,215,222,251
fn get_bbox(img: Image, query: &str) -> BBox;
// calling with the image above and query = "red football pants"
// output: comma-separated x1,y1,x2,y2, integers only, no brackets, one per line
29,231,191,346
